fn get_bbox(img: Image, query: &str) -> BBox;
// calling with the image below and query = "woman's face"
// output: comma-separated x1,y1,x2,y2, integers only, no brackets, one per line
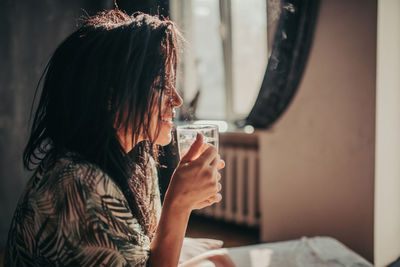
116,84,183,152
151,85,183,146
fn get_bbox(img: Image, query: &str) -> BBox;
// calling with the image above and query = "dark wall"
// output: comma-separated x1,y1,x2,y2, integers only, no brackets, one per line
0,0,171,249
0,0,114,249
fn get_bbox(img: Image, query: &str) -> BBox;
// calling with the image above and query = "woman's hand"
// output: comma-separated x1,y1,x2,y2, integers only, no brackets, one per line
164,133,224,212
151,134,224,267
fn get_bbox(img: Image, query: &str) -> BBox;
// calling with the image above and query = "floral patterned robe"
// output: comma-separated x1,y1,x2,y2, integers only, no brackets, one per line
4,153,161,266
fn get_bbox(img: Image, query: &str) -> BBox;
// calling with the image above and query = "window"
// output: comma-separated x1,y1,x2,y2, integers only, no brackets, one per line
171,0,268,122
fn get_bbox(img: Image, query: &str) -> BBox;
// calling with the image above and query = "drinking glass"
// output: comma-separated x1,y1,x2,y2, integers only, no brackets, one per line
176,124,219,159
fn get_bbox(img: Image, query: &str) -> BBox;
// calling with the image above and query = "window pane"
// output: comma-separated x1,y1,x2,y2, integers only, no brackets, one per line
231,0,268,116
190,0,226,119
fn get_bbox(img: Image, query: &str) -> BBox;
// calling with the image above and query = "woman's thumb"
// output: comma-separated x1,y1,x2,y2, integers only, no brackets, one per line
181,133,203,163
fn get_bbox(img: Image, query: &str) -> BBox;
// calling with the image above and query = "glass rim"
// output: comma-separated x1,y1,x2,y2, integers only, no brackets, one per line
176,124,219,130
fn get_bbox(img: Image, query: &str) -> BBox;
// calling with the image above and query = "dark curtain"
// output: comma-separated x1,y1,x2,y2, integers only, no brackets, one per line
246,0,320,129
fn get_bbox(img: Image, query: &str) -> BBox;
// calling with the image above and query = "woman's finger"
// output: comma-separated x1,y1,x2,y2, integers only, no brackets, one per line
180,133,203,163
217,159,225,170
207,193,222,203
217,182,222,192
197,145,218,165
210,154,220,168
213,193,222,203
193,192,223,210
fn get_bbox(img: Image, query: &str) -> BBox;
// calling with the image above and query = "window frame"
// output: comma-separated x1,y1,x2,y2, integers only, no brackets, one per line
170,0,268,123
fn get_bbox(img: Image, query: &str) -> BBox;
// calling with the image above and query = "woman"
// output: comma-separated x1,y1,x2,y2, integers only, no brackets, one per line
5,10,223,266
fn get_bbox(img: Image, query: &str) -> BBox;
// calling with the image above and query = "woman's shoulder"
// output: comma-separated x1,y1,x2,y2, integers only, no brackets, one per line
31,152,146,235
35,152,126,203
5,152,150,266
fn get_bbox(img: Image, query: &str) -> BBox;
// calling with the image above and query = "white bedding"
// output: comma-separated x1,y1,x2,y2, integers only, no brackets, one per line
180,236,373,267
228,236,373,267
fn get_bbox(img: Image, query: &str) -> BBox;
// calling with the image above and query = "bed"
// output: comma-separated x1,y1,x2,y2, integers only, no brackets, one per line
180,236,373,267
227,236,373,267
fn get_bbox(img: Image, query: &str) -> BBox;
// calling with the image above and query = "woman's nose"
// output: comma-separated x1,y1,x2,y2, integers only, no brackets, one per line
172,88,183,108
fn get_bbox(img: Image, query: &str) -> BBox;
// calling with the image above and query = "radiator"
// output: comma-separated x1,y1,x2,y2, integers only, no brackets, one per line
194,133,260,227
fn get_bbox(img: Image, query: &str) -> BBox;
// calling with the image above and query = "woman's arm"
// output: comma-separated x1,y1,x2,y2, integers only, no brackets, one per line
149,198,191,267
149,133,222,267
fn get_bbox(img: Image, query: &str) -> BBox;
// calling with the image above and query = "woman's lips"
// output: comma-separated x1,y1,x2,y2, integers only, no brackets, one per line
161,117,172,122
161,116,173,126
161,110,175,126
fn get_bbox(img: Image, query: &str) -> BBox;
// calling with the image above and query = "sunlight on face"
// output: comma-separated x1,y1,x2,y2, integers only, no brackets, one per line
149,60,183,146
151,86,183,146
116,85,183,152
117,58,183,152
